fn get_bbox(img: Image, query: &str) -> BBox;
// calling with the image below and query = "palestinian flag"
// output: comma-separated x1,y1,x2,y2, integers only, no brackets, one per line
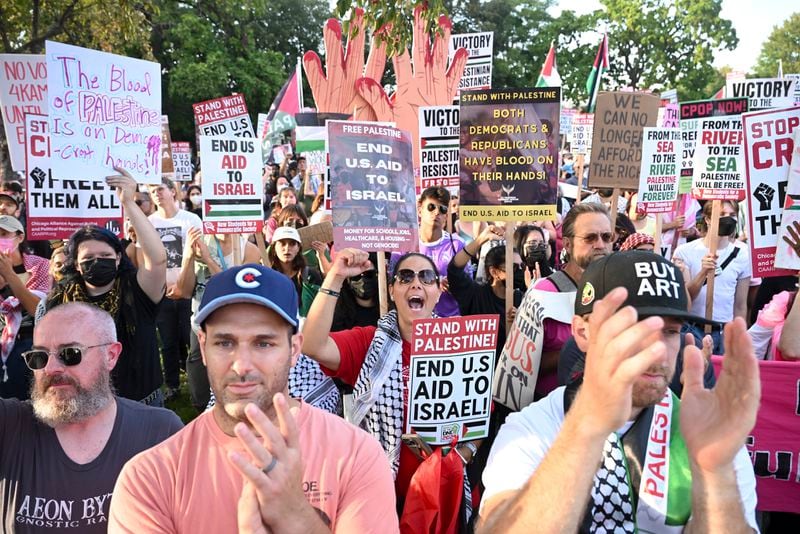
585,34,608,113
266,64,301,121
536,41,562,87
204,198,263,219
295,126,326,153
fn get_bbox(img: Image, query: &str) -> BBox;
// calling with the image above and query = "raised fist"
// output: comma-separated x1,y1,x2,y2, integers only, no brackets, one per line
753,182,775,211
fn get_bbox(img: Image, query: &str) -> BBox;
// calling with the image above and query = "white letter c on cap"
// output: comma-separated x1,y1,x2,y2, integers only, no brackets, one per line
235,267,262,289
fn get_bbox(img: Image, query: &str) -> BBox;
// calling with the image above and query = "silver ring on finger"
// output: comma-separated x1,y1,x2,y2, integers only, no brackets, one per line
262,456,278,476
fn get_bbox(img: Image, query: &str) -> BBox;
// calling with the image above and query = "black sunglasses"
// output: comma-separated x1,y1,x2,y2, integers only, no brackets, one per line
349,270,377,282
574,232,615,244
425,203,448,215
394,268,438,286
22,343,113,371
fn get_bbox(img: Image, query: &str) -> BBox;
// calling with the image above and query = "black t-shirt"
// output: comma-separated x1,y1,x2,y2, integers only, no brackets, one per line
0,397,182,533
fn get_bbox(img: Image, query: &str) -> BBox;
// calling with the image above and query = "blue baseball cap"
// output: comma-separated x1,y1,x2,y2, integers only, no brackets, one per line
196,264,299,332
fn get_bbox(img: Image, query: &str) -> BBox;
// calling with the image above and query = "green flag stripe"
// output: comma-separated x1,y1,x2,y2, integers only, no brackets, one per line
206,210,262,217
296,140,326,152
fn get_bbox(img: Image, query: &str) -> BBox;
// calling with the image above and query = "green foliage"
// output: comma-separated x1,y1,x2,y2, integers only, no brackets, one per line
754,12,800,78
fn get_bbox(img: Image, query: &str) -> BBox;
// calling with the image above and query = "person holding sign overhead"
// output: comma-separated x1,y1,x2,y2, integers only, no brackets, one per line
302,248,483,519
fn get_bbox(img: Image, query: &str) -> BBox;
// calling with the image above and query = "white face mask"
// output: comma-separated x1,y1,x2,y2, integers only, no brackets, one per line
190,194,201,204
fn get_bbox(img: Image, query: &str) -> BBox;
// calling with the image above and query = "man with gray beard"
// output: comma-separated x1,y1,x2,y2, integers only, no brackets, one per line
0,302,182,533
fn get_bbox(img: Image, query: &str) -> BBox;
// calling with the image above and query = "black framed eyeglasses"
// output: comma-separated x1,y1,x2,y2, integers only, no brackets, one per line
394,268,439,286
574,232,615,244
349,270,377,282
426,203,448,215
22,343,113,371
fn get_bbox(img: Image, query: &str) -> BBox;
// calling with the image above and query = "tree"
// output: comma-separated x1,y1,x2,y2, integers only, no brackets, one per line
754,12,800,77
599,0,738,101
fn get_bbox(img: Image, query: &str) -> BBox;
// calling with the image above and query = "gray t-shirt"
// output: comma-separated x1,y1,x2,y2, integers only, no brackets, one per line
1,397,183,533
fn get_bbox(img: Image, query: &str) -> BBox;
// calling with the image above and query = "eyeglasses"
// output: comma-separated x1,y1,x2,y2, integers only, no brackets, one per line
349,270,377,282
573,232,615,244
22,343,113,371
394,268,439,286
425,203,448,215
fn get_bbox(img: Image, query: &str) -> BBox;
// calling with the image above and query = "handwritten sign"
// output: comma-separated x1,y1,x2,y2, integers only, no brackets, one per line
24,114,122,239
171,141,192,181
658,104,679,127
637,128,681,214
691,116,745,201
45,41,162,183
192,94,254,138
408,315,498,445
419,105,459,195
726,78,796,111
198,136,263,234
449,32,493,95
0,54,47,172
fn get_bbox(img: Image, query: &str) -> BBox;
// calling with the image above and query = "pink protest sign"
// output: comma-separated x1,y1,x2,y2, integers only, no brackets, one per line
0,54,47,172
712,357,800,513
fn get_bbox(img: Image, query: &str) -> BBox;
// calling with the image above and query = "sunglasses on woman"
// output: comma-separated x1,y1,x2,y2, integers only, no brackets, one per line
394,268,439,285
425,203,448,215
21,343,113,371
349,270,377,282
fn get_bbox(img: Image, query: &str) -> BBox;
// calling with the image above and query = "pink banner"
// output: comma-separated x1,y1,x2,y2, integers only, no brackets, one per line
712,356,800,512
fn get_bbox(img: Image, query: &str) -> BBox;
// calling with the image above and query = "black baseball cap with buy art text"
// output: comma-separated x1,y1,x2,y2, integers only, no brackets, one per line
574,250,719,326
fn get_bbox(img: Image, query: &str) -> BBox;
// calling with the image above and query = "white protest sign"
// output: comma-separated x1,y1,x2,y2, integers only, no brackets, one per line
494,289,575,411
775,129,800,271
571,113,593,155
45,41,162,183
408,315,498,445
744,108,800,276
171,142,192,181
690,116,745,202
560,108,577,138
726,78,796,111
198,136,263,234
786,74,800,106
419,105,459,195
24,114,122,239
637,128,681,214
0,54,47,172
192,94,255,138
449,32,493,95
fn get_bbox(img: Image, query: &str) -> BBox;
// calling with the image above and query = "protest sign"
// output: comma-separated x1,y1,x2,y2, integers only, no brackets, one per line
272,144,291,166
769,122,800,274
570,113,593,156
160,115,175,177
449,32,493,95
726,78,796,111
459,88,560,222
690,116,745,202
408,315,498,445
198,136,263,234
494,288,575,411
328,120,417,252
256,113,269,140
297,221,333,252
661,88,678,104
45,41,162,183
637,128,681,214
657,104,679,128
0,54,47,172
171,142,192,181
786,74,800,106
589,91,660,189
419,105,460,194
711,357,800,513
192,94,255,138
679,98,748,193
296,122,326,175
560,107,577,138
24,114,122,239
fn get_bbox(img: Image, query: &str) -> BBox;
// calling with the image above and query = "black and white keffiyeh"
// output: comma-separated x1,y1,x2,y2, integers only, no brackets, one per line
589,432,636,533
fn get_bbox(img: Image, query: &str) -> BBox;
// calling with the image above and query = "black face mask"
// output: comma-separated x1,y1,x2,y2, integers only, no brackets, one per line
349,275,378,300
524,242,547,268
717,216,738,237
513,265,526,290
80,258,118,287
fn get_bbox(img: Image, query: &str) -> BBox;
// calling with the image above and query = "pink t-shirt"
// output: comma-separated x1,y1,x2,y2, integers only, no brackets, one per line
532,277,571,395
109,403,398,533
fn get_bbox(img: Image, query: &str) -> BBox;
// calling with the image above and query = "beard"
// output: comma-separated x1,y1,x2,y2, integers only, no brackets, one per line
212,357,291,424
572,249,608,270
631,365,672,408
31,370,113,427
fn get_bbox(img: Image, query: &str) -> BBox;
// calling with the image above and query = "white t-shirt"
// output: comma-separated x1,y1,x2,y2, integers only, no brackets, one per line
147,210,202,286
481,386,759,531
672,238,751,323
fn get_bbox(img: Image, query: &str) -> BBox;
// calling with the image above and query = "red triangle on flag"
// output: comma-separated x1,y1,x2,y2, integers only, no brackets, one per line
787,196,795,210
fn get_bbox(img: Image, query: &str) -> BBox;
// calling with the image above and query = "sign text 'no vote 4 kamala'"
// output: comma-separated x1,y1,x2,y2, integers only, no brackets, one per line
459,88,560,222
198,136,263,234
45,41,162,184
25,114,123,239
0,54,47,172
407,315,498,445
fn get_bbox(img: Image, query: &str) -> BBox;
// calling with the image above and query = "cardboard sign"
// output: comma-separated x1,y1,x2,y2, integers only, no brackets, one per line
459,88,560,222
726,78,797,111
679,98,748,193
767,119,800,274
171,142,192,181
45,41,162,183
198,136,263,234
494,288,575,411
589,91,661,189
571,113,593,156
0,54,47,172
690,116,745,201
711,357,800,513
297,221,334,251
24,114,123,239
637,128,681,214
192,94,255,138
408,315,498,445
560,107,577,138
449,32,493,95
160,115,175,176
419,105,460,194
